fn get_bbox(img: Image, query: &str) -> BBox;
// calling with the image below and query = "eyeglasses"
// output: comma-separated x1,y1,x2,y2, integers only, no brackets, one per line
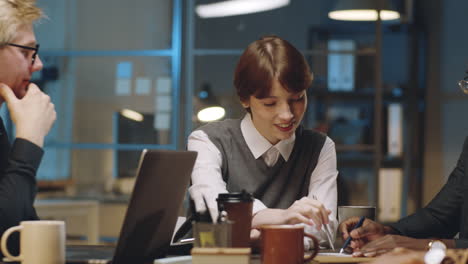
459,70,468,94
6,43,40,66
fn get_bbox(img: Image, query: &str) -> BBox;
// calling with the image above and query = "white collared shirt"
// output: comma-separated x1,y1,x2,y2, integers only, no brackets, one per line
188,114,338,244
240,112,296,167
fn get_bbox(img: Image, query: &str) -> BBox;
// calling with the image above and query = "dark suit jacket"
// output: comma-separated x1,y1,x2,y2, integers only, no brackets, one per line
389,136,468,248
0,118,41,256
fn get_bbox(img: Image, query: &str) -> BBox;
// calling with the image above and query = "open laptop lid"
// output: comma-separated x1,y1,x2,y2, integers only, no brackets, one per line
112,149,197,264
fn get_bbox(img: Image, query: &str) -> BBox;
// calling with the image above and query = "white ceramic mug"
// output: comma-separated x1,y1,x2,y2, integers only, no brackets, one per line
1,220,65,264
338,206,376,224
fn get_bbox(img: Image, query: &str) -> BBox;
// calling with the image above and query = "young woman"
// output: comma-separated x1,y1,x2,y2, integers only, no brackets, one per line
188,35,338,246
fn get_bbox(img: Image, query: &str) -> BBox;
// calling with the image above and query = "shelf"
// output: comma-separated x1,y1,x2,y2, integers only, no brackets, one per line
382,156,405,168
192,48,377,56
37,179,74,192
335,144,375,152
338,158,373,168
308,89,404,101
311,22,410,32
302,48,376,56
337,154,404,168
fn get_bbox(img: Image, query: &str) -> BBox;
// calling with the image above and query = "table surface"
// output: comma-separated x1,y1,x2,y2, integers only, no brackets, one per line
0,253,373,264
314,254,374,263
153,253,374,264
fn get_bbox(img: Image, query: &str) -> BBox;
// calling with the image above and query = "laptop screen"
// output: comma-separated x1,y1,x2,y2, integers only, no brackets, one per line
112,150,197,264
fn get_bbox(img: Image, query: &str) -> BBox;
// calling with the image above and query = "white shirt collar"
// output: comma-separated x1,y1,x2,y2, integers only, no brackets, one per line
240,114,296,161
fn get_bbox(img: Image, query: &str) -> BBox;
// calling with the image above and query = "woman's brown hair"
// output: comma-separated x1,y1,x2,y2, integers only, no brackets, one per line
233,35,313,103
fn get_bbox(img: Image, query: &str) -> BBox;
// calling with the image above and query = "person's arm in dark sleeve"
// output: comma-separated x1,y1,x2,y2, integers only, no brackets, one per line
455,239,468,248
0,138,42,235
389,138,468,239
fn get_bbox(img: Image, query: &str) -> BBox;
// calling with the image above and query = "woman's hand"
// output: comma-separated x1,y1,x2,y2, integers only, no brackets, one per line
281,197,331,230
252,197,331,230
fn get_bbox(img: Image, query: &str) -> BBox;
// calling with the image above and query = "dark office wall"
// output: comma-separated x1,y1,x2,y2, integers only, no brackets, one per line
422,0,468,204
438,0,468,180
193,0,331,119
193,0,411,117
194,0,327,49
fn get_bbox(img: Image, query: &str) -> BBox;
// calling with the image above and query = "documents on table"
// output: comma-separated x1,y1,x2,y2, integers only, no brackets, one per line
316,252,374,263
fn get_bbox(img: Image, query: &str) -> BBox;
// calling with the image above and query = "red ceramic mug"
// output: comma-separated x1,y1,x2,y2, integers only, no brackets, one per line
260,225,319,264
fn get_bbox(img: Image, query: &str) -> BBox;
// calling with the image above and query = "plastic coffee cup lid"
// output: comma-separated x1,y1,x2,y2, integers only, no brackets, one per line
217,190,253,203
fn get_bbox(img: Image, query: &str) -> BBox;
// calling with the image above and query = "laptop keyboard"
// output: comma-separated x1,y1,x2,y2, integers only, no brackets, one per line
66,245,115,263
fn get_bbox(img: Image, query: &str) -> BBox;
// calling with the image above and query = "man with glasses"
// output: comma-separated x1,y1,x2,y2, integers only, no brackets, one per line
0,0,56,255
339,71,468,257
459,71,468,94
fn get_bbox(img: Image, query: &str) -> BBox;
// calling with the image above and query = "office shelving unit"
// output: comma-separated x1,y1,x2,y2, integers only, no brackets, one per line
304,19,426,217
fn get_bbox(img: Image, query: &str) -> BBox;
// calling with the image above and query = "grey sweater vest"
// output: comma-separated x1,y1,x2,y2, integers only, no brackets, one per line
198,119,326,209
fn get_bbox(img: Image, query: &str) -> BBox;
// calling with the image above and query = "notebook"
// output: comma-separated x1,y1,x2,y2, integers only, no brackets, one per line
66,149,197,264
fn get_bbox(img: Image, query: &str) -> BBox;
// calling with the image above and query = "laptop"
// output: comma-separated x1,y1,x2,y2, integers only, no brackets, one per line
66,149,197,264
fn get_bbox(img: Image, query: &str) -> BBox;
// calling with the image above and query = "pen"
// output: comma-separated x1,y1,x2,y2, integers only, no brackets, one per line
323,223,335,251
202,196,216,223
311,195,335,250
339,216,365,254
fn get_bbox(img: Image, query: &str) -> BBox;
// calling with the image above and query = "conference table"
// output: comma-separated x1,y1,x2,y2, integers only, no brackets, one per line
0,249,374,264
152,253,374,264
312,254,373,263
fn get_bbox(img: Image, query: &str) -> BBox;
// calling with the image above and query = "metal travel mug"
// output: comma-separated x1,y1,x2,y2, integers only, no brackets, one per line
217,191,253,247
